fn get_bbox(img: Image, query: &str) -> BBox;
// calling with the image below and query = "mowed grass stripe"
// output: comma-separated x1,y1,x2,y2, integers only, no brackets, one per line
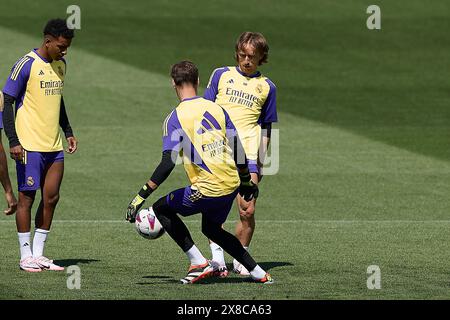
0,8,449,300
1,23,448,225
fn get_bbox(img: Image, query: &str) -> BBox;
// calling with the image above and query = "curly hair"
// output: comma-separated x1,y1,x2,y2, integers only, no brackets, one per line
43,18,75,39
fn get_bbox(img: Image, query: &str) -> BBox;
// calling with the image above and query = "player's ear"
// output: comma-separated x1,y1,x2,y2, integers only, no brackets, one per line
196,77,200,87
44,36,52,48
171,79,176,88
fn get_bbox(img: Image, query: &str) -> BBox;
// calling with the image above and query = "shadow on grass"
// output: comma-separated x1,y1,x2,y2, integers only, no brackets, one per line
137,261,293,285
258,261,293,272
199,261,294,285
55,259,100,267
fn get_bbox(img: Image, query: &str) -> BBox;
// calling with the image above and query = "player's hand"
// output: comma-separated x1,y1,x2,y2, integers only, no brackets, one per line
3,191,17,215
125,194,145,223
66,136,78,154
238,180,259,202
237,195,255,218
10,145,24,163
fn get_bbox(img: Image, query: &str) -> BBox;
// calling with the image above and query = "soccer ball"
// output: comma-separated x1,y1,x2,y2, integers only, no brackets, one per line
135,207,165,240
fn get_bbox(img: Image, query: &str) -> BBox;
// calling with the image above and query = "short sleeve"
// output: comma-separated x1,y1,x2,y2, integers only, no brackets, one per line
162,110,183,152
2,56,33,99
258,79,278,124
203,67,228,102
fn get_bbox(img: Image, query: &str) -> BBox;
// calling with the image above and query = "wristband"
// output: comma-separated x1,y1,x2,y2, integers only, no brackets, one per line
239,170,252,184
138,183,153,199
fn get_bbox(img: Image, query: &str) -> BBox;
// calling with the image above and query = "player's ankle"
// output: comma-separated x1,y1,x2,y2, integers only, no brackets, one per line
250,265,266,279
210,242,225,266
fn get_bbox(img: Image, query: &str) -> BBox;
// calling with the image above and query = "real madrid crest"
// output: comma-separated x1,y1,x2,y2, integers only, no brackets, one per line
256,83,263,94
27,176,35,186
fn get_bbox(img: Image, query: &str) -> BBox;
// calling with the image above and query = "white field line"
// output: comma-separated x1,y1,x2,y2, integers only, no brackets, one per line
1,220,450,224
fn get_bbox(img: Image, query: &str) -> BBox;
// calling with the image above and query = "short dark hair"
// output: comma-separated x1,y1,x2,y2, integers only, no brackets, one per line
43,18,75,39
170,61,199,86
235,32,269,65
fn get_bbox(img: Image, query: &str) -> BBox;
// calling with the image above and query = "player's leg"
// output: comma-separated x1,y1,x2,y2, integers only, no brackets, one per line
0,133,17,215
33,155,64,271
16,190,41,271
15,151,42,272
201,198,273,284
208,171,259,276
233,171,259,275
34,159,63,230
152,187,213,284
208,237,227,277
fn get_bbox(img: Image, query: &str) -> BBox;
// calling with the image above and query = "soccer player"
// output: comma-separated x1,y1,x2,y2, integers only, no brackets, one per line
2,19,78,272
0,91,17,215
203,32,278,276
125,61,273,284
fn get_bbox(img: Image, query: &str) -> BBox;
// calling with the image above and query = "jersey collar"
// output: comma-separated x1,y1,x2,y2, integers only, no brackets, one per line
33,48,50,63
181,96,201,102
235,66,261,78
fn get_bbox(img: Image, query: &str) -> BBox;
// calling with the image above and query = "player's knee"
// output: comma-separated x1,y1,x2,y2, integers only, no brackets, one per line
152,196,164,211
201,224,213,239
152,196,174,219
201,228,209,239
45,194,60,207
17,201,32,211
17,195,35,211
201,222,220,240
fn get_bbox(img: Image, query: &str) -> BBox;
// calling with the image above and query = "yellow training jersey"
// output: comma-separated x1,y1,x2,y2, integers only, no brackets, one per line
2,49,66,152
162,96,240,197
204,66,277,161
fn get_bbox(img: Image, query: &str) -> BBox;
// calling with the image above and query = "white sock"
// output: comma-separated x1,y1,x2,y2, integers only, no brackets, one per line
32,228,49,258
210,242,225,266
250,265,266,280
18,232,32,260
185,245,207,266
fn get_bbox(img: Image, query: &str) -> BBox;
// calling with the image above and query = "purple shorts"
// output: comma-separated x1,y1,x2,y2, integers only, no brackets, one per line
16,150,64,191
166,186,239,224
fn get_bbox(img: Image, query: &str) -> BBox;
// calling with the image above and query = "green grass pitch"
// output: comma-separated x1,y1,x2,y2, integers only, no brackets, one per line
0,0,449,299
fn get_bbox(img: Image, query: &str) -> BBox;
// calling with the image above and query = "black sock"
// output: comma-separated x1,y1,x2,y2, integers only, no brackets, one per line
152,196,194,252
201,215,257,271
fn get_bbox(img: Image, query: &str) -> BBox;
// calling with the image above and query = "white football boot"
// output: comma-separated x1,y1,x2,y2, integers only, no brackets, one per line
34,256,65,271
19,256,42,273
210,260,229,278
